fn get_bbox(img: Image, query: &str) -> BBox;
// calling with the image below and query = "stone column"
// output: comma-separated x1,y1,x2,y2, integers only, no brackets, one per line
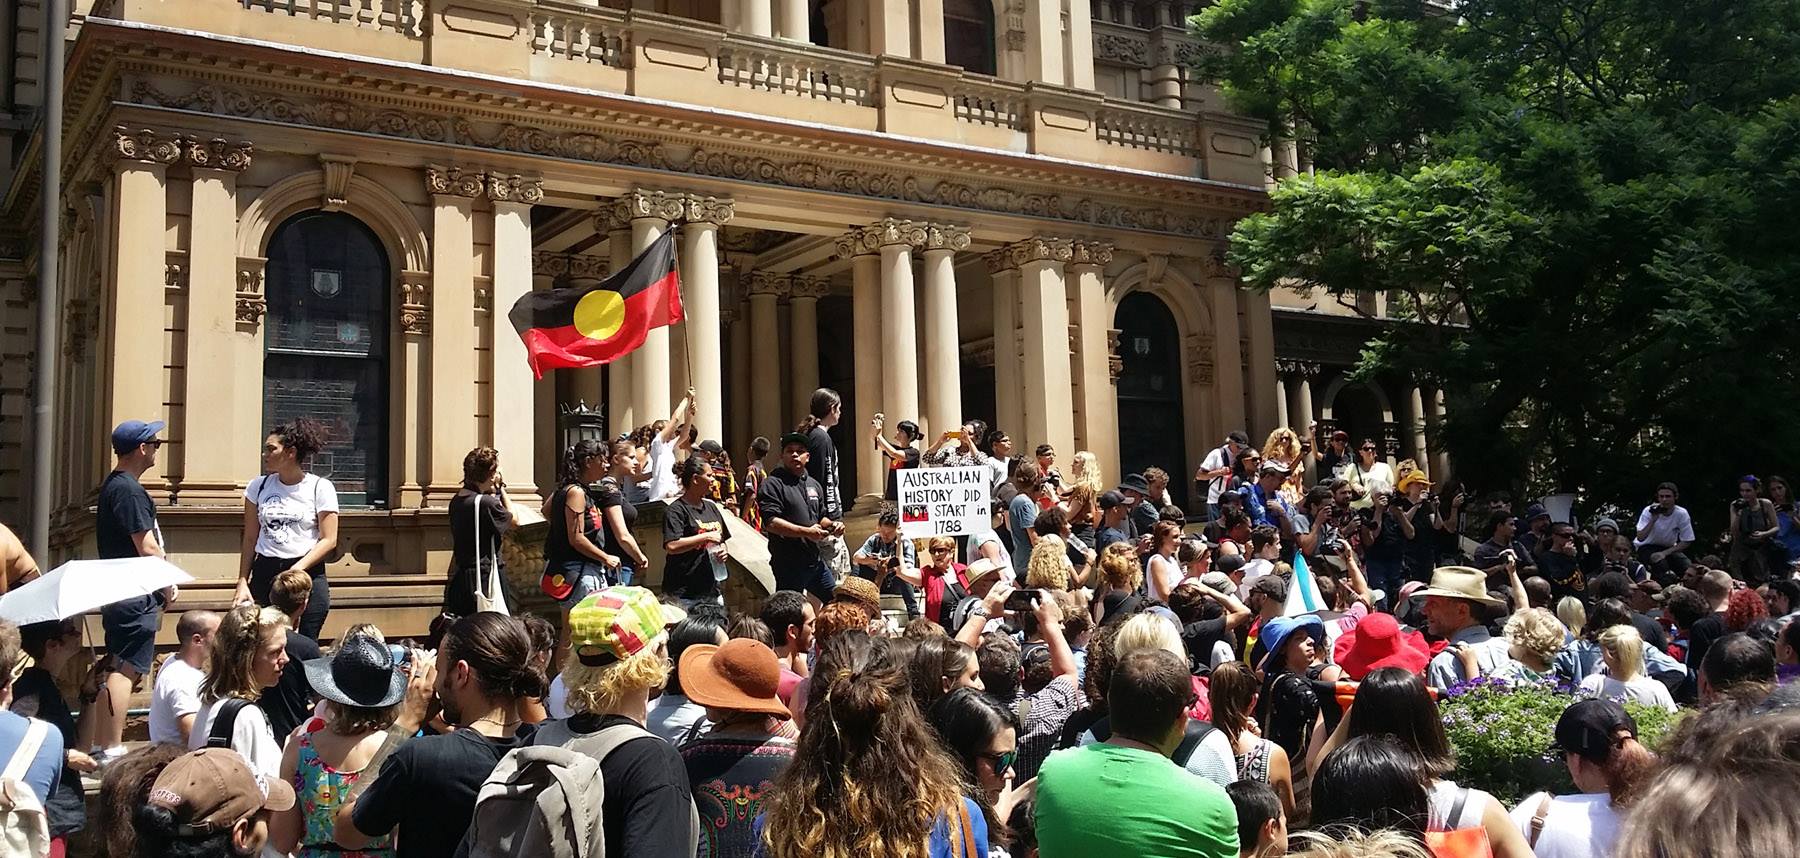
1407,383,1430,469
1243,288,1279,440
679,195,734,443
487,173,544,499
840,234,886,499
1206,280,1246,434
1009,237,1076,457
920,224,970,441
107,129,179,488
616,190,685,425
867,219,924,431
917,0,945,62
426,165,484,503
604,214,635,432
1024,0,1065,85
986,254,1026,438
178,135,254,502
1274,367,1290,431
747,272,788,442
777,0,809,41
1068,241,1117,469
1430,388,1451,482
546,254,608,410
1066,0,1095,89
739,0,772,36
726,302,752,454
532,261,560,493
1292,364,1315,440
789,275,827,422
868,0,911,55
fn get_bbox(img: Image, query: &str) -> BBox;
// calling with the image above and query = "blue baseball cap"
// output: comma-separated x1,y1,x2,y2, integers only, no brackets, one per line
111,419,165,454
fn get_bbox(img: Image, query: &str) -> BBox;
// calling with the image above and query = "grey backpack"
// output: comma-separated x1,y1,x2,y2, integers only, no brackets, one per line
468,720,694,858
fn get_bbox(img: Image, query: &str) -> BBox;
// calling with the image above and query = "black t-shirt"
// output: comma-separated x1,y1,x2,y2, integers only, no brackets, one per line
96,470,157,559
594,477,639,553
758,467,825,573
663,497,726,600
540,715,696,858
354,725,538,858
1366,507,1406,562
9,667,85,834
885,445,921,501
259,629,323,742
1179,617,1229,675
545,483,603,567
449,488,511,574
1536,550,1586,602
1631,612,1670,654
805,425,842,520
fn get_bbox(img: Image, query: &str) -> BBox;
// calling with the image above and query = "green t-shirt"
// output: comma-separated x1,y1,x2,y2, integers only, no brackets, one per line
1034,742,1239,858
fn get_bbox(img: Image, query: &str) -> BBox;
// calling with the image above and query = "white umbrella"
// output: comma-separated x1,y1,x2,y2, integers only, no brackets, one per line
0,556,194,624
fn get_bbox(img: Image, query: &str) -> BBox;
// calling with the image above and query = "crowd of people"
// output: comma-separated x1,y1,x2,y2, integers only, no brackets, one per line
2,400,1799,858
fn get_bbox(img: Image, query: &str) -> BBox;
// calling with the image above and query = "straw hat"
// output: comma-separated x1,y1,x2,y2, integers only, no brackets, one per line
1415,566,1506,609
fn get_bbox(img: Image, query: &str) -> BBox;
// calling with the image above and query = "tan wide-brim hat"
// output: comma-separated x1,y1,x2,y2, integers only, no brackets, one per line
1415,565,1507,609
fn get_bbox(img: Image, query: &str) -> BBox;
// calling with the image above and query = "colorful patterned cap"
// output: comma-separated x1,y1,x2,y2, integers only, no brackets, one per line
567,586,668,667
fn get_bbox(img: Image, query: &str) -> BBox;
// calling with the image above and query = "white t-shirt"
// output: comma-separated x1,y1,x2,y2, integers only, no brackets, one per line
1428,779,1499,832
1200,445,1233,505
1578,674,1677,712
1633,505,1695,548
246,473,339,560
643,435,679,502
1354,462,1396,502
1508,792,1621,858
149,655,205,745
1147,553,1181,602
546,674,572,720
1237,558,1274,601
189,697,283,778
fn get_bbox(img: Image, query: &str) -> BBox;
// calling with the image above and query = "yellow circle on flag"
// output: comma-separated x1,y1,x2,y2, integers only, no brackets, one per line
573,290,626,341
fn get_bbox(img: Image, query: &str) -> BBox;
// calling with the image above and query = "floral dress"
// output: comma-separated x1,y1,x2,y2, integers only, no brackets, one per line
292,718,394,858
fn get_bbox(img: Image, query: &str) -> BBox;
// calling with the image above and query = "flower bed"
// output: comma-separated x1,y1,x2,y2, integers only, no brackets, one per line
1439,676,1682,805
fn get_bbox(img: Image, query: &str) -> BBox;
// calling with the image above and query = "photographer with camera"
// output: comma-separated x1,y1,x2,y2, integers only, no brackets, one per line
1633,482,1695,581
853,505,921,618
1724,476,1783,586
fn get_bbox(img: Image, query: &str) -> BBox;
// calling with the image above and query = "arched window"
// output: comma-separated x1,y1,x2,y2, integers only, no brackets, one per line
944,0,997,75
263,211,391,507
1115,291,1190,508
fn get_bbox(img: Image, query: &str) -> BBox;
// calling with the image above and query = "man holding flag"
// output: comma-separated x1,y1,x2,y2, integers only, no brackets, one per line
508,230,682,378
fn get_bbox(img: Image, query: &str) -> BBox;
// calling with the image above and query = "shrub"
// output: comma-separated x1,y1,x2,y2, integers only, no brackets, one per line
1439,675,1681,805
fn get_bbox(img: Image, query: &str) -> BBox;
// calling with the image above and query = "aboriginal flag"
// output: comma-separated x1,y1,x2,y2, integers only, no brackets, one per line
508,231,682,379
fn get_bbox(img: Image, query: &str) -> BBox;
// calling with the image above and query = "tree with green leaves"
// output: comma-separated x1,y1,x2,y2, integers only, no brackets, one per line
1196,0,1800,534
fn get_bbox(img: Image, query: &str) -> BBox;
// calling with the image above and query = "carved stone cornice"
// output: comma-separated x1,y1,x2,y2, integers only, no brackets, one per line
110,126,181,166
789,275,832,300
995,237,1075,270
921,223,973,253
319,154,356,211
681,194,735,226
983,248,1014,274
181,136,253,171
425,164,484,198
613,189,688,224
485,173,545,204
845,218,930,252
746,271,790,298
1070,240,1115,268
533,252,608,281
833,234,866,260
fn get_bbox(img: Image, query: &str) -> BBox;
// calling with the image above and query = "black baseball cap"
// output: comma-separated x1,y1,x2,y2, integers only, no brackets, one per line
779,432,810,450
1099,490,1132,510
698,439,724,454
1214,554,1247,575
1552,699,1637,762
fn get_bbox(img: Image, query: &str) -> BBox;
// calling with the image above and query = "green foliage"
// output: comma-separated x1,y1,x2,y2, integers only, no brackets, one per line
1194,0,1800,521
1439,678,1681,806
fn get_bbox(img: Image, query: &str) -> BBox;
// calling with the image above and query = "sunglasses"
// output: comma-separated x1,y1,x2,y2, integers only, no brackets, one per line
978,750,1017,773
931,547,954,554
1360,446,1377,452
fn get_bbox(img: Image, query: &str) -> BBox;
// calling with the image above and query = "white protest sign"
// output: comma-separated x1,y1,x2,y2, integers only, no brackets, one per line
896,466,991,539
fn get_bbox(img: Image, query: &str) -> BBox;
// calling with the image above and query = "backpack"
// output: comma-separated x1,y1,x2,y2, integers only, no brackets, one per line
467,719,698,858
206,698,252,750
0,718,53,858
1088,715,1218,768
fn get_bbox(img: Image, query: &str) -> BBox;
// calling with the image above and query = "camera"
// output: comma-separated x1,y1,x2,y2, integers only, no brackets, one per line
1004,589,1042,613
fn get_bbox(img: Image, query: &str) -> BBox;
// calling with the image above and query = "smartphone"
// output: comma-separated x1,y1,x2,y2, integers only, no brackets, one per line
1003,589,1041,613
946,429,964,439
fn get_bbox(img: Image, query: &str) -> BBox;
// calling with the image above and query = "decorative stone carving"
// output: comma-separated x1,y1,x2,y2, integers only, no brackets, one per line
1202,248,1237,280
63,298,90,361
833,234,863,260
319,154,356,211
789,275,832,300
164,258,186,292
533,252,608,282
1185,332,1216,385
425,165,484,198
485,173,545,204
111,126,182,165
1107,329,1124,383
996,237,1075,270
921,223,972,253
680,194,735,225
983,248,1014,274
746,271,790,298
235,257,267,327
181,136,253,171
1094,32,1149,66
400,272,431,335
1381,424,1402,458
1070,240,1115,267
613,189,688,223
128,82,1261,240
960,338,996,368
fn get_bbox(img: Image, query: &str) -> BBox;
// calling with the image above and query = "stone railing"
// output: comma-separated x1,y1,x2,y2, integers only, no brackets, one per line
532,5,631,68
951,75,1029,130
239,0,422,37
1096,101,1199,155
717,40,877,106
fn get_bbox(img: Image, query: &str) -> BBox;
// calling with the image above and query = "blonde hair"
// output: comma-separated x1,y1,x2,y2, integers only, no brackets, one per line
1099,543,1142,593
1503,608,1566,665
1262,428,1302,465
323,698,399,737
1025,535,1070,590
341,623,385,644
1068,451,1103,495
1114,612,1185,664
925,536,957,560
1599,623,1647,681
1288,829,1431,858
561,644,670,715
1556,596,1587,634
200,605,288,704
